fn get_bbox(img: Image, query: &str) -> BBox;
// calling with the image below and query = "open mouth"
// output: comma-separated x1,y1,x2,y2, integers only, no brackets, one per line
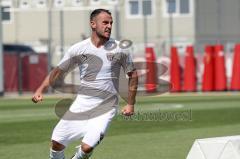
105,29,111,34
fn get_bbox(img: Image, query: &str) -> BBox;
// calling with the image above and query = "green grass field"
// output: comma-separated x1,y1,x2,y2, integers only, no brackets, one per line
1,93,240,159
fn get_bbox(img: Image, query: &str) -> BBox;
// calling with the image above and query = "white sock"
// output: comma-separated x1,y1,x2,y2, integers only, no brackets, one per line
71,146,93,159
49,149,65,159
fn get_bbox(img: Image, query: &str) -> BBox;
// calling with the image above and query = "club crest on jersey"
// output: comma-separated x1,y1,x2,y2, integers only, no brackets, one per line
106,53,114,61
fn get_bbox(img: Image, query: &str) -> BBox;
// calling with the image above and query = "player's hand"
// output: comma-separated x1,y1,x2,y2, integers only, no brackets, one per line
32,90,43,103
121,104,134,116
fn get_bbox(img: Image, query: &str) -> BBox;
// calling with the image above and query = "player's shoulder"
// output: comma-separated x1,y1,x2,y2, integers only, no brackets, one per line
110,38,118,43
108,38,132,55
70,38,90,49
69,38,91,51
105,38,127,52
108,38,120,46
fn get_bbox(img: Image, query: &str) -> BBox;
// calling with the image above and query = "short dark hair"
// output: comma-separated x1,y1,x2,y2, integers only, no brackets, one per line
90,9,111,21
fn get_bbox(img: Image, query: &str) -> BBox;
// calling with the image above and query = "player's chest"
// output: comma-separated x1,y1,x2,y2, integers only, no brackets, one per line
81,49,122,67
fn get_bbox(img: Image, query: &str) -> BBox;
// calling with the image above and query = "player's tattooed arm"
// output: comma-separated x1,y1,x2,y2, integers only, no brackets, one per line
49,67,65,88
127,70,138,105
121,70,138,116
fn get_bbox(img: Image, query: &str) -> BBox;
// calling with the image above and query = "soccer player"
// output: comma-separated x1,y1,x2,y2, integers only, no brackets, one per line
32,8,138,159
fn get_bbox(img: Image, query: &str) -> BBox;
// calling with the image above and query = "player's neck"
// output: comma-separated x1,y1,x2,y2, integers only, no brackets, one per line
91,35,109,48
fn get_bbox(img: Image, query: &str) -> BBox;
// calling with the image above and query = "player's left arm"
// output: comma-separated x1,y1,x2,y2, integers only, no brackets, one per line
121,70,138,116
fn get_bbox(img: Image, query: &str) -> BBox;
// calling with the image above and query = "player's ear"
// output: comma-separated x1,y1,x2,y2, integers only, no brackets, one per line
90,20,96,30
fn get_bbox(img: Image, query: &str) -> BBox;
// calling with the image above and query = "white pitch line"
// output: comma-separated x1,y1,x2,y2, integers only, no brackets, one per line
135,104,185,111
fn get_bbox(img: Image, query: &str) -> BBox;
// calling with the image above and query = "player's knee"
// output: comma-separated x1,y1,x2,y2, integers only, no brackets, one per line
81,143,94,153
51,140,65,151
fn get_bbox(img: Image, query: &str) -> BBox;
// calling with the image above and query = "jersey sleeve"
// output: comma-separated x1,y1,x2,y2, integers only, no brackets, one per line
121,49,135,74
57,45,79,73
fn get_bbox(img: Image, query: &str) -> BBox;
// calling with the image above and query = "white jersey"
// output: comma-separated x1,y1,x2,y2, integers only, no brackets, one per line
57,38,135,113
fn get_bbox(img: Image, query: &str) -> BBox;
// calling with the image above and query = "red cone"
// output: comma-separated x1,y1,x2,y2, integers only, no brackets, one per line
231,44,240,90
183,46,197,91
170,46,181,92
145,47,157,92
214,45,227,91
202,45,214,91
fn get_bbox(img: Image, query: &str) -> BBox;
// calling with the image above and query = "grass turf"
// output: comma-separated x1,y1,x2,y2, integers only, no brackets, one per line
0,93,240,159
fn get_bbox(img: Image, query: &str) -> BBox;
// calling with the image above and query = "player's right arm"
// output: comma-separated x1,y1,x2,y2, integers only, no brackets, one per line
32,67,63,103
32,42,83,103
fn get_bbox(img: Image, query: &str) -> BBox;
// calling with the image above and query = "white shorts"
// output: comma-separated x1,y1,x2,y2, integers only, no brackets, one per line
51,108,117,147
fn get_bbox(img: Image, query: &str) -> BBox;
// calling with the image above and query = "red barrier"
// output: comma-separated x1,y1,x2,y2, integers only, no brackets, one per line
214,45,227,91
4,54,19,91
231,44,240,90
183,46,196,91
145,47,157,92
170,46,181,92
202,45,214,91
4,53,48,92
22,54,48,92
22,55,30,91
